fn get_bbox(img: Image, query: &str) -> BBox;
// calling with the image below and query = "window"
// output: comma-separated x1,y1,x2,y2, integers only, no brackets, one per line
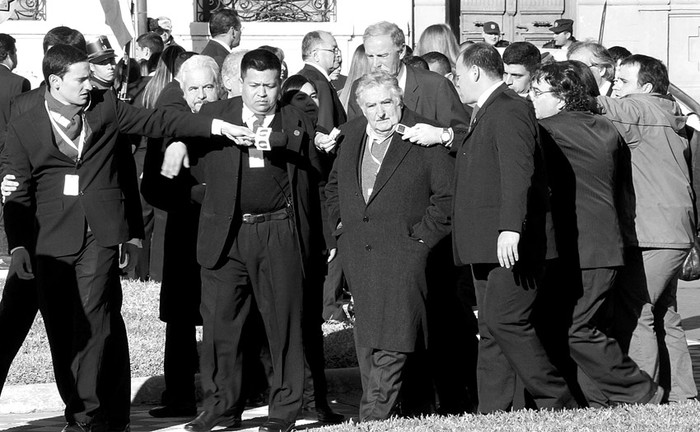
196,0,336,23
3,0,46,20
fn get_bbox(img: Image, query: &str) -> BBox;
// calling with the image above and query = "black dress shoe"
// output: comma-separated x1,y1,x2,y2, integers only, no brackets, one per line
299,406,345,424
315,406,345,424
259,418,295,432
184,411,241,432
149,405,197,418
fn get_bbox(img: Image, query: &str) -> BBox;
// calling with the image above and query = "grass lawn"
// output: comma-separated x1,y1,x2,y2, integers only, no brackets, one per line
2,278,357,386
314,402,700,431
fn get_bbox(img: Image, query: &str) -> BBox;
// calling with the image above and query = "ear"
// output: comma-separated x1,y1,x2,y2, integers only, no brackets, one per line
556,97,566,111
48,74,62,90
640,82,654,93
398,44,406,61
471,65,481,82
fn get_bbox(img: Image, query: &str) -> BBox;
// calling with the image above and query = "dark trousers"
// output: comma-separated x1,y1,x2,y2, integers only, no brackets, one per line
37,233,130,427
302,267,331,411
538,262,654,406
472,263,573,413
356,341,408,422
199,219,304,423
321,252,346,321
162,322,198,408
0,275,43,396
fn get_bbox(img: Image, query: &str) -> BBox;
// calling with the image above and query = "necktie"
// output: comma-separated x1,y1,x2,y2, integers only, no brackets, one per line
469,104,480,130
253,114,265,132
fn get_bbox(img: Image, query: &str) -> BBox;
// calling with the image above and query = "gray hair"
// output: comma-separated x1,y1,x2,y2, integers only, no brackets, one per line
363,21,405,48
301,30,331,60
567,41,615,82
177,55,220,91
355,70,403,107
221,48,249,83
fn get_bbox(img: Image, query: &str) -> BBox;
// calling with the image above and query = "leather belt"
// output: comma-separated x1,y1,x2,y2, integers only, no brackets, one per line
241,207,289,224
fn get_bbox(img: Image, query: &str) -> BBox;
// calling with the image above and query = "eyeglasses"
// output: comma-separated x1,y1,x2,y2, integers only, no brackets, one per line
529,88,555,98
316,47,340,56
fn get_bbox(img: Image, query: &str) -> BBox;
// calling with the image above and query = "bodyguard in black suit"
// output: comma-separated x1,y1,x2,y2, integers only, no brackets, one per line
531,61,660,406
451,43,573,413
183,49,321,432
0,34,30,144
326,71,453,421
199,9,241,68
3,45,252,432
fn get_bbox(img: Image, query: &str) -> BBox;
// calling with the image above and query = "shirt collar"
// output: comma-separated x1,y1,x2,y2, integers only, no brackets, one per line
242,103,276,128
305,61,331,81
476,80,503,108
211,38,232,53
396,64,407,91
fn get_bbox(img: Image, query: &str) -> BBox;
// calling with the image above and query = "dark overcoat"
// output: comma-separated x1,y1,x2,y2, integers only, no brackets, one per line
325,108,453,352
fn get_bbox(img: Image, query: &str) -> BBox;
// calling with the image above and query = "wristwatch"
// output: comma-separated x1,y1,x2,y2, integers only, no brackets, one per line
440,128,452,145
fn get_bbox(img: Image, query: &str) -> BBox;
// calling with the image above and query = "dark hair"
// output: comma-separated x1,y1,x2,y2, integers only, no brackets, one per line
0,34,16,62
532,61,597,112
258,45,285,62
503,41,541,74
43,26,86,54
422,51,451,76
566,60,600,98
608,46,632,64
240,49,281,79
620,54,669,94
280,74,316,105
42,44,88,83
142,45,187,108
209,9,241,37
136,32,164,54
458,42,504,78
404,55,428,70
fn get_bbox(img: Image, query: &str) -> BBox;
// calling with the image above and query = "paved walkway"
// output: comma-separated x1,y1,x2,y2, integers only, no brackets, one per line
0,399,361,431
3,280,700,431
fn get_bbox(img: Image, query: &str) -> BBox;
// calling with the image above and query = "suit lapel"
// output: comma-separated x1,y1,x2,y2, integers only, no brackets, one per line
402,67,420,111
225,99,244,170
366,132,410,206
344,118,367,195
30,103,75,164
81,95,102,158
466,83,508,139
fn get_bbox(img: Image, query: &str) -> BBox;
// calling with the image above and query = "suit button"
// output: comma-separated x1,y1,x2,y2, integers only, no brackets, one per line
228,216,232,220
362,216,369,222
365,244,372,251
79,190,84,196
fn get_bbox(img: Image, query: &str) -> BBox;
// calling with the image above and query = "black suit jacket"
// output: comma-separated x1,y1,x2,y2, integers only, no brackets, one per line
0,66,30,146
348,66,469,138
539,111,626,269
200,40,230,68
194,97,323,272
452,83,554,265
297,64,347,132
140,81,197,211
4,89,212,257
325,108,453,352
3,85,145,244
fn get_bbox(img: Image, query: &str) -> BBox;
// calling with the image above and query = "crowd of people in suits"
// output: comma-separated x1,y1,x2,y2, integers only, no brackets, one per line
0,8,698,432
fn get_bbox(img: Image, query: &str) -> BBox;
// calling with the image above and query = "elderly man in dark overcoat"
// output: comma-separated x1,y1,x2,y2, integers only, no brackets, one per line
325,70,453,422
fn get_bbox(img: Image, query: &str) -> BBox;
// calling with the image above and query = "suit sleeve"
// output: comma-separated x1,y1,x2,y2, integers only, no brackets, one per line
3,123,35,251
113,92,212,139
411,146,454,248
314,78,335,132
324,139,342,239
435,76,469,132
347,80,362,121
495,102,537,233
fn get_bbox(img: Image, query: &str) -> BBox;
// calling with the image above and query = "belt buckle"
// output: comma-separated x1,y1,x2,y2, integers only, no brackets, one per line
242,213,253,224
